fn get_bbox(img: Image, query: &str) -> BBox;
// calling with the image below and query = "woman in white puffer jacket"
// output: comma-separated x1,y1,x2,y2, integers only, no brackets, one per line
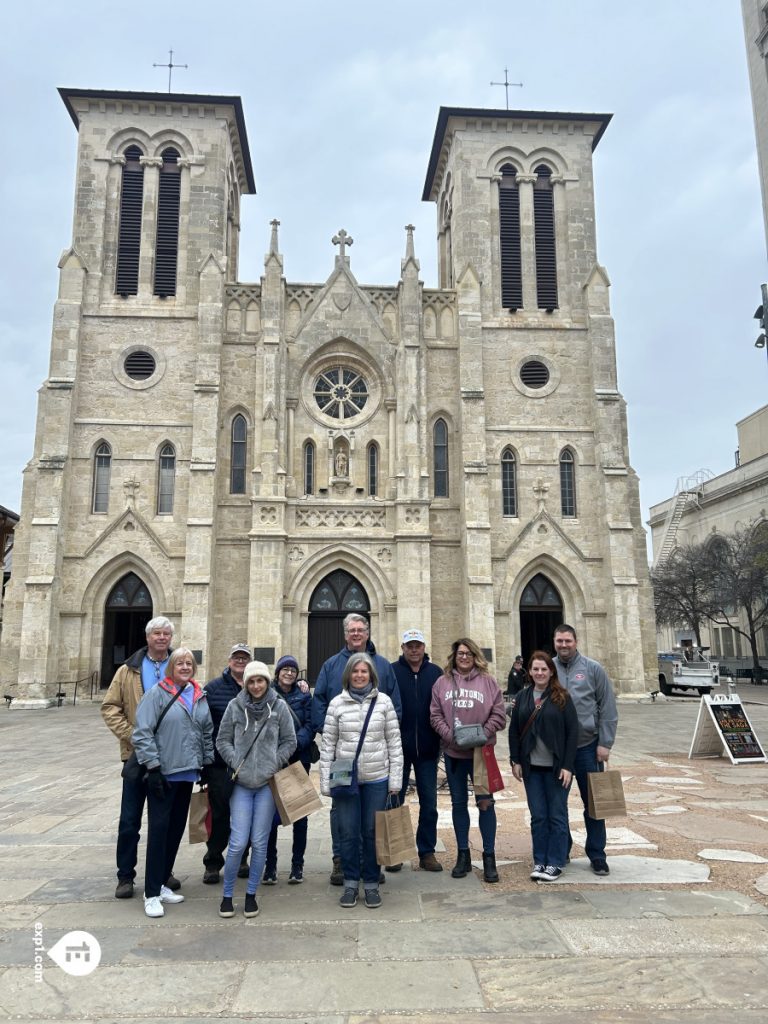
320,652,403,911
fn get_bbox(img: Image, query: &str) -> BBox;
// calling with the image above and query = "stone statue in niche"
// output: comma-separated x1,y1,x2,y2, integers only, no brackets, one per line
334,449,348,477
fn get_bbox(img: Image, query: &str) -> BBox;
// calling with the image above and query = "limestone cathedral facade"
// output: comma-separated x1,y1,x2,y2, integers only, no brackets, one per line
0,88,656,706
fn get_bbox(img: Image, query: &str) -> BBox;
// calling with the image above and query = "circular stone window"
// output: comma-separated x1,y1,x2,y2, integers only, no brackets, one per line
124,350,157,381
519,360,550,389
313,366,368,420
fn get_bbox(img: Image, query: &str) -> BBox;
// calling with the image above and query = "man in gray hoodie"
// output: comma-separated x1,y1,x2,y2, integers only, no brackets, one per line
553,624,618,876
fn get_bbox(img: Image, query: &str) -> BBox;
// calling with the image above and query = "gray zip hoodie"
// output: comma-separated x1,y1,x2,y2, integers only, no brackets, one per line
553,651,618,749
216,689,297,789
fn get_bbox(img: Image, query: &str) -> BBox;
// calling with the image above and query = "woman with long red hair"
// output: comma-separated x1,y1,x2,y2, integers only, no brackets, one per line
508,650,578,882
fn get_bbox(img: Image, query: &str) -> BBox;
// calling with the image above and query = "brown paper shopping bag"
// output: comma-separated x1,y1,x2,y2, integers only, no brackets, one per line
587,769,626,819
269,761,323,825
187,788,211,844
375,799,417,866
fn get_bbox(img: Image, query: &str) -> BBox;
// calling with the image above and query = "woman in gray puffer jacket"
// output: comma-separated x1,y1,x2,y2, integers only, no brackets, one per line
320,653,403,911
215,661,296,919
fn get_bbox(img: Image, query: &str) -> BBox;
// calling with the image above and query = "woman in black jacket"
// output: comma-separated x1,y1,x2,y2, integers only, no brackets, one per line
508,650,578,883
262,654,315,885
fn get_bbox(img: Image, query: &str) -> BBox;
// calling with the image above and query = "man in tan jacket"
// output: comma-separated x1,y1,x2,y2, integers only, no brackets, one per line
101,616,176,899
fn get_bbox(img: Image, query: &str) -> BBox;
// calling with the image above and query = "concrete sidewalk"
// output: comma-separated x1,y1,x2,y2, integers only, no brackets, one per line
1,692,768,1021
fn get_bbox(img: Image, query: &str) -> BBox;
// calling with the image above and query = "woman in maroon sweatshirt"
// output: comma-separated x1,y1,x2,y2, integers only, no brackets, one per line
430,638,506,882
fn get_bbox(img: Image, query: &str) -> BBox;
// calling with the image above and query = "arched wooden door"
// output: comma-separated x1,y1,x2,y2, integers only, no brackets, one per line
518,573,563,664
100,572,153,686
307,570,369,684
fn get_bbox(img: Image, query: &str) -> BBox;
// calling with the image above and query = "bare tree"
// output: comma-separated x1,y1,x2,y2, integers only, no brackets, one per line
651,543,711,647
704,520,768,679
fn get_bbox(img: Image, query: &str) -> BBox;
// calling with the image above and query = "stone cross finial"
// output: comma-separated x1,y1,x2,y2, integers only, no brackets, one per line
404,224,415,260
332,229,354,259
269,219,280,255
533,477,550,512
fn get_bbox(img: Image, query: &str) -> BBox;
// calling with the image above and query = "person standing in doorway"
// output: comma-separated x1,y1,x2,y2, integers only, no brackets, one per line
389,628,443,872
552,624,618,876
101,616,181,900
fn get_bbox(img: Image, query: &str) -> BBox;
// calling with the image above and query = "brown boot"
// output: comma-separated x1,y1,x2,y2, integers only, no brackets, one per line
330,856,343,886
419,853,444,872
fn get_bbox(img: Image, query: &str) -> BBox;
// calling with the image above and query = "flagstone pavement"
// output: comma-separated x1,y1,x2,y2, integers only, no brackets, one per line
1,686,768,1022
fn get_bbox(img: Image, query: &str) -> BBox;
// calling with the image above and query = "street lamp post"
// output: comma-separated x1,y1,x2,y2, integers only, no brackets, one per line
754,283,768,368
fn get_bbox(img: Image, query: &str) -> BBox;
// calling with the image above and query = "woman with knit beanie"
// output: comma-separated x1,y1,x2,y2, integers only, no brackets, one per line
215,661,296,918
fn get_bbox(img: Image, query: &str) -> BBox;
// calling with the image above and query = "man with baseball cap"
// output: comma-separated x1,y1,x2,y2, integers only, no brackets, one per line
390,628,444,871
201,643,253,883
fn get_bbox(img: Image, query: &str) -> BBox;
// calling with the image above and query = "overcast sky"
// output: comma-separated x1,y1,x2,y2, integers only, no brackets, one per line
2,1,766,541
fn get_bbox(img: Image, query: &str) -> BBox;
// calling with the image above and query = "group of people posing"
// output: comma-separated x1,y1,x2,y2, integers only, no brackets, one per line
101,614,618,919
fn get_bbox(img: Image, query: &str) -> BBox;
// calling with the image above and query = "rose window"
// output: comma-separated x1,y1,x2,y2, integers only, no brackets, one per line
313,366,368,420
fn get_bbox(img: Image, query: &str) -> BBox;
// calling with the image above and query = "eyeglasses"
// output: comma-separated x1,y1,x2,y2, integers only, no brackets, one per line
280,667,298,675
456,650,474,659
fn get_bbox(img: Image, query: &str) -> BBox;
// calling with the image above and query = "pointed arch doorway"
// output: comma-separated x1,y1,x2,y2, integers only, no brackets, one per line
519,572,563,663
100,572,153,687
307,570,369,684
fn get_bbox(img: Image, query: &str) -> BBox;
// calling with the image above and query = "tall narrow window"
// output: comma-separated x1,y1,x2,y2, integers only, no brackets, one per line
153,148,181,298
92,442,112,513
115,146,144,296
367,442,379,497
157,443,176,515
230,415,247,494
303,441,315,495
534,164,558,311
433,418,449,498
499,164,522,310
560,448,576,517
501,447,517,517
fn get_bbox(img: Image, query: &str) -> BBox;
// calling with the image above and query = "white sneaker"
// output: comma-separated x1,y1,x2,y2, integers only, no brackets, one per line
159,884,184,904
144,895,164,918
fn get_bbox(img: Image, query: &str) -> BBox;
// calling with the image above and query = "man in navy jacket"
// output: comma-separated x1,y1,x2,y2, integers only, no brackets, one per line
390,628,443,871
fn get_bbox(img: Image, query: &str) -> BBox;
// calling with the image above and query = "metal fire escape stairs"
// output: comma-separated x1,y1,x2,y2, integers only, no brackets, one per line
653,470,714,567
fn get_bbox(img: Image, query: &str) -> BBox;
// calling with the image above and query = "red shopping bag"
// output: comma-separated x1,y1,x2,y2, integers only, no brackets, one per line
473,744,505,795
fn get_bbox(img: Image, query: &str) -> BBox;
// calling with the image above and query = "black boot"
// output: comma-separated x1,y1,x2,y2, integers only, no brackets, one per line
482,851,499,883
451,849,472,878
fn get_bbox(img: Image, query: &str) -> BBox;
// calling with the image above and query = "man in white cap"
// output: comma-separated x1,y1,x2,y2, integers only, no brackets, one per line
389,628,444,871
201,643,252,883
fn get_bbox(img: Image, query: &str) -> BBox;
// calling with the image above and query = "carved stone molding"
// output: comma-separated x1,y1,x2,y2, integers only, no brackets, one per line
296,507,386,530
258,507,278,525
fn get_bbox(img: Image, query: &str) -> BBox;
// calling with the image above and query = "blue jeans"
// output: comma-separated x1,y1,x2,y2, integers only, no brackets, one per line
398,758,438,856
444,754,496,853
570,739,607,862
334,780,388,887
265,814,308,872
524,767,571,868
223,784,276,897
116,772,147,882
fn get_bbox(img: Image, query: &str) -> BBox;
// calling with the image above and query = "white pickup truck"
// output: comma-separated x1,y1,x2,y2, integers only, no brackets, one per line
657,649,719,697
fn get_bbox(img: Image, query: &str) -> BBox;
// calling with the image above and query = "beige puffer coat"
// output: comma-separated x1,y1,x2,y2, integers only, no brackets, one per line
319,688,403,796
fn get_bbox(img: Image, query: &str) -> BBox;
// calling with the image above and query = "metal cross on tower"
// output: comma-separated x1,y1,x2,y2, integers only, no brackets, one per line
490,68,523,109
153,49,188,93
332,229,354,259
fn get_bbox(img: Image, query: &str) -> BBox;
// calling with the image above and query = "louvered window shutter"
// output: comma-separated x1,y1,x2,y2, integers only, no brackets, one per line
499,165,522,310
115,146,144,296
153,149,181,297
534,165,558,311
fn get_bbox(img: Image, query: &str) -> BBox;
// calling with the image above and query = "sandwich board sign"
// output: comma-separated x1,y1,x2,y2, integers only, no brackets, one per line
689,694,767,764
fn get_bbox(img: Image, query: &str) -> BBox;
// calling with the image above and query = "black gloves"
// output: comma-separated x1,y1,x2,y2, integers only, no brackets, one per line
146,767,168,799
199,764,211,786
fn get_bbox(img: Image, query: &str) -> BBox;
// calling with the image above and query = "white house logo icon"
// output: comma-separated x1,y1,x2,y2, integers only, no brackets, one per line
47,931,102,977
